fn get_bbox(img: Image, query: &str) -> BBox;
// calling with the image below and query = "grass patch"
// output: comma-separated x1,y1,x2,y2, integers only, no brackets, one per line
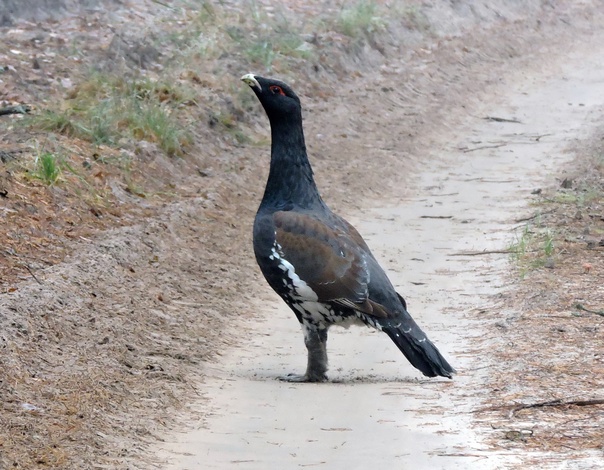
508,221,557,276
542,229,555,257
33,110,87,137
32,151,61,185
125,99,189,156
509,223,533,263
546,186,601,206
225,1,314,71
510,139,604,279
336,0,384,38
166,1,221,58
28,74,193,156
171,1,314,72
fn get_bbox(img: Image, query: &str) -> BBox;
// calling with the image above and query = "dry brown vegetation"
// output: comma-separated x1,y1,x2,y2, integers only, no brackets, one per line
478,132,604,462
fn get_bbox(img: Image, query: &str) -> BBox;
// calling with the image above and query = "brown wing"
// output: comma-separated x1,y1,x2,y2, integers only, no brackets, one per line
273,211,389,318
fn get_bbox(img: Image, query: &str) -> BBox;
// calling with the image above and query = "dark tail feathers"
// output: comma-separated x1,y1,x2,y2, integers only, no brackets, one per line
381,317,455,379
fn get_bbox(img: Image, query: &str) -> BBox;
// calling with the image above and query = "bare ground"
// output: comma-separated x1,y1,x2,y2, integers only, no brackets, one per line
1,0,604,468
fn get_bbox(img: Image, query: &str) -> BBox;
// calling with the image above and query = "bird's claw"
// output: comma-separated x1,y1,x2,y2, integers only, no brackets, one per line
277,373,328,383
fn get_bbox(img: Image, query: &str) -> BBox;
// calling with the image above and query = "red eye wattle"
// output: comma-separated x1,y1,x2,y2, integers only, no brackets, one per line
269,85,286,96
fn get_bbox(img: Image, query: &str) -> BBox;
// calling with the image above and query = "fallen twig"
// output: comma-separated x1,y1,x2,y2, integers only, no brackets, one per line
462,177,517,183
575,303,604,317
420,215,452,219
461,143,507,153
0,149,26,163
513,399,604,413
0,104,31,116
514,209,556,223
448,250,512,256
476,398,604,415
24,264,43,285
484,116,522,124
435,452,488,459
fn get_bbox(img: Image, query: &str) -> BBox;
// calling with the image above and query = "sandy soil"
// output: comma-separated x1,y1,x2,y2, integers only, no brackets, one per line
1,1,604,468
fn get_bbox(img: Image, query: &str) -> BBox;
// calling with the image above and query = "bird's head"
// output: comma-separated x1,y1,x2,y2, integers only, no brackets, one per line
241,74,302,122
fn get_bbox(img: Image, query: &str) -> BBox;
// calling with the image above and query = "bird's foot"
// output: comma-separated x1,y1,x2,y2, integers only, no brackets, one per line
277,372,328,383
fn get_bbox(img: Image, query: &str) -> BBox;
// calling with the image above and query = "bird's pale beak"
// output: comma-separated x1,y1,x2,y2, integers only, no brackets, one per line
241,73,261,92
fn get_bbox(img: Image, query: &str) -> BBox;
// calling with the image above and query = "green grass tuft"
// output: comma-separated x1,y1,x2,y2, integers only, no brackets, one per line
336,0,384,38
33,151,61,185
508,221,558,276
509,224,533,263
542,229,555,257
33,110,86,137
240,31,312,70
232,2,314,70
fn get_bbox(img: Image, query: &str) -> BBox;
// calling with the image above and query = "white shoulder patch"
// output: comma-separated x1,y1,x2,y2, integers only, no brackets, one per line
271,244,319,302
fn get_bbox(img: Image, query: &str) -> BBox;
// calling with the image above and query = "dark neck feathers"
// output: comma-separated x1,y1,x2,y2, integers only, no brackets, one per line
260,114,324,210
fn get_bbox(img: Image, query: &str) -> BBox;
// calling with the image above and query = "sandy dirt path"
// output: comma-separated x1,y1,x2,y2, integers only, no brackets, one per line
157,23,604,470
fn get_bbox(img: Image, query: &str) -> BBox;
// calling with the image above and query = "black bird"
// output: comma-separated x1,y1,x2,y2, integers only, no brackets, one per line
242,74,455,382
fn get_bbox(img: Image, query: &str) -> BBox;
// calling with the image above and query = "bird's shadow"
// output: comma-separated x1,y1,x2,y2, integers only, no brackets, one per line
246,372,449,385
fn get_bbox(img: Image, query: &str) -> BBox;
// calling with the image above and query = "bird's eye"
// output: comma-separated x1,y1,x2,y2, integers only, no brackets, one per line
269,85,285,96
